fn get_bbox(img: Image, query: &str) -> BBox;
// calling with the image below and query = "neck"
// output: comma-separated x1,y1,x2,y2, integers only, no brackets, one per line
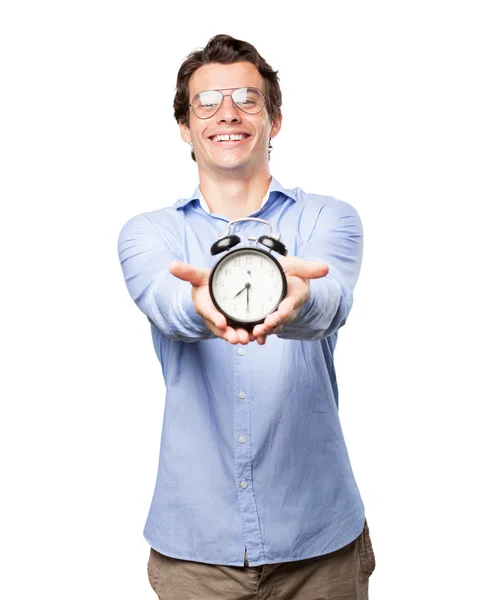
199,170,272,220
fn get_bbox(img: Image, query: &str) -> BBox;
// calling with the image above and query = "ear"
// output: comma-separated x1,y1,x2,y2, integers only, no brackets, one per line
269,112,282,140
179,121,191,144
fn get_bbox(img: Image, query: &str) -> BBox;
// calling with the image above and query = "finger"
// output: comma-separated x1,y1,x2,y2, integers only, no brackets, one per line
256,334,267,345
279,256,329,280
202,306,228,330
195,295,228,330
224,326,243,344
169,260,210,286
206,320,240,344
253,317,278,337
236,328,250,345
275,296,298,319
264,309,286,328
253,323,266,337
255,309,285,336
253,292,301,338
216,324,247,344
213,314,227,330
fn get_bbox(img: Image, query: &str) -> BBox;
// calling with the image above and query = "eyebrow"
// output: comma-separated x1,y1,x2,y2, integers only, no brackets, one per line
191,87,264,97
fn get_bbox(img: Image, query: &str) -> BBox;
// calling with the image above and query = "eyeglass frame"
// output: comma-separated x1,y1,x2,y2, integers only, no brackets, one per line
188,87,266,120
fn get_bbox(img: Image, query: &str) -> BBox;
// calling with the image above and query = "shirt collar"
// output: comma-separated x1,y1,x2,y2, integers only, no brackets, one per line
173,176,297,211
198,189,271,214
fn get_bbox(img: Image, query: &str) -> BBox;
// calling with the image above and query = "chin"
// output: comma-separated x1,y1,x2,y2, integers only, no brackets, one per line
211,156,249,171
218,163,251,174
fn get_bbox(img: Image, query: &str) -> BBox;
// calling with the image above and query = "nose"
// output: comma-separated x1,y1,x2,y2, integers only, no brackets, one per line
215,94,242,124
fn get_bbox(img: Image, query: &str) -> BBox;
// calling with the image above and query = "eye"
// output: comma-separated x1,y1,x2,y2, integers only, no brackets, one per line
195,91,222,109
235,95,256,105
232,88,262,109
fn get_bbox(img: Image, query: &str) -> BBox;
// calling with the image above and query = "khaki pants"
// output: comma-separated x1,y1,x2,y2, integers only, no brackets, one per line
147,519,375,599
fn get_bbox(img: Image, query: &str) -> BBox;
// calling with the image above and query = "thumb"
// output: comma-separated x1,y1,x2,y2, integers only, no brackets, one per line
169,261,210,287
280,256,329,280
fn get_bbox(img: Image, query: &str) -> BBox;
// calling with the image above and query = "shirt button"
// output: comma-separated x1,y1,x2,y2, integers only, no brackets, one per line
239,435,246,443
238,392,246,399
240,481,248,489
237,348,244,356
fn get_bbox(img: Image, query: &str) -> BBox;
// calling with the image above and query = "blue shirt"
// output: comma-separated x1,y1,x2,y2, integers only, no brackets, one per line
118,177,365,567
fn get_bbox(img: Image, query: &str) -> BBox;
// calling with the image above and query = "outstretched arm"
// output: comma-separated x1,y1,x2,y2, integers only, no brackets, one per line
170,257,330,346
118,214,215,343
253,199,363,342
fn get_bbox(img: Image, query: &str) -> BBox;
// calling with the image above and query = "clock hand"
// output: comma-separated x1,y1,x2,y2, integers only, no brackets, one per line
233,285,247,299
233,281,251,300
246,283,250,312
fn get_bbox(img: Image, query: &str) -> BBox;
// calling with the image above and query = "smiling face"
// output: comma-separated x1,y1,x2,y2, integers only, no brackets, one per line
179,62,282,176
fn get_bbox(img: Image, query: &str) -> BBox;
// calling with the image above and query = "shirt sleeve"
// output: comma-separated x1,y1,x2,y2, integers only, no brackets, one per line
277,199,363,341
118,213,214,343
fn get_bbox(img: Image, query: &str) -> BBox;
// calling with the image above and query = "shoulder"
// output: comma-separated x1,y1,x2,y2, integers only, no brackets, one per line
119,205,186,235
293,186,358,215
287,186,362,233
118,205,188,251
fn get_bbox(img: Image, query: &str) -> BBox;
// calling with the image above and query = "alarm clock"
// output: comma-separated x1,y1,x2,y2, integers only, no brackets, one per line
208,217,288,330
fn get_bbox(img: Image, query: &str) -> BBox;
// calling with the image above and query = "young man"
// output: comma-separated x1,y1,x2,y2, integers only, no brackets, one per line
118,34,375,600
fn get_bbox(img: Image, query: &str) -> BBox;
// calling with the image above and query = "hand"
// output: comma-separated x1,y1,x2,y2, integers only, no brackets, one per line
169,261,254,345
252,256,329,345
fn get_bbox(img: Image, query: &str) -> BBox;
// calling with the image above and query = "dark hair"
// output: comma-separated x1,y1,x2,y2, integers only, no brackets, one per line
174,34,282,161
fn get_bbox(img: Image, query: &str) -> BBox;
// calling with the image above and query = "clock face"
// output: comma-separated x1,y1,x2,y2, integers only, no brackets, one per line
209,248,286,325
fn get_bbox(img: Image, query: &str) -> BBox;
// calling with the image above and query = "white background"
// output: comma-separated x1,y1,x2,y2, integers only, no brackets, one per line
1,1,478,598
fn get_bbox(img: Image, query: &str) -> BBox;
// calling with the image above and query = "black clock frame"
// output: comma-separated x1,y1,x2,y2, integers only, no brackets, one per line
209,246,288,331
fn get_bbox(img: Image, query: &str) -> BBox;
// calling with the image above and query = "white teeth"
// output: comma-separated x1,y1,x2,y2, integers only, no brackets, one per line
212,134,246,142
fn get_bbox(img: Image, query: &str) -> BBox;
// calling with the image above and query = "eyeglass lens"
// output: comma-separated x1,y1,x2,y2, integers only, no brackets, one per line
191,88,264,118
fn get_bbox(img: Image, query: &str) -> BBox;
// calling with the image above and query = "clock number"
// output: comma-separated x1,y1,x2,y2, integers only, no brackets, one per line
246,256,253,265
234,259,241,267
260,304,265,313
224,268,231,276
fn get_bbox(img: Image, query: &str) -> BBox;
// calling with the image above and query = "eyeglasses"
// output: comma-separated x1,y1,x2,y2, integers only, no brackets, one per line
189,87,265,119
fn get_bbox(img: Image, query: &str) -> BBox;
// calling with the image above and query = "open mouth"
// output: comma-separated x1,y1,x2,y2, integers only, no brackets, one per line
209,133,251,144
